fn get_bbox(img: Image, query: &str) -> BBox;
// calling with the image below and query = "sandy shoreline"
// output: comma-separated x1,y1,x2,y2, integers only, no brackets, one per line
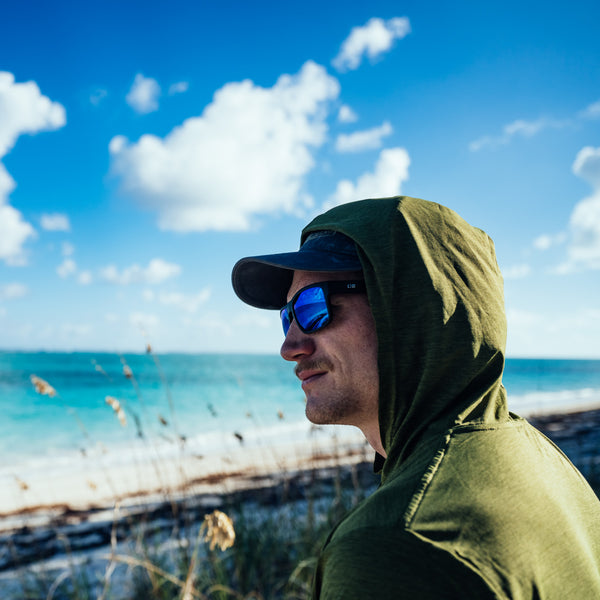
1,404,599,585
0,427,371,530
0,404,600,531
2,404,600,529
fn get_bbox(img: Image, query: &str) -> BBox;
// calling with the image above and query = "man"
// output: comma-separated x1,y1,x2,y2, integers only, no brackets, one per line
232,196,600,598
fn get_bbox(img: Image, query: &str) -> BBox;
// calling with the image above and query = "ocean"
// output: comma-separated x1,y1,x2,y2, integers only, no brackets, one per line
1,352,600,504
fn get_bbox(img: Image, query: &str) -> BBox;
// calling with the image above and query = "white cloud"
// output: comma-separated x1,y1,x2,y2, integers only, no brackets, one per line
156,289,211,313
126,73,161,114
0,72,65,264
0,200,37,265
332,17,411,72
168,81,189,95
502,264,531,279
335,121,392,153
0,72,66,156
0,282,28,300
338,104,358,123
90,88,108,106
57,258,77,278
572,146,600,188
469,98,600,152
110,61,340,232
78,270,92,285
533,232,567,251
579,99,600,120
324,147,410,210
100,258,182,285
469,117,569,152
558,146,600,272
41,212,71,231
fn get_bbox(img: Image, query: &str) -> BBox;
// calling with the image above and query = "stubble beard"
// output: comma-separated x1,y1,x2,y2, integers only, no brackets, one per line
298,358,360,426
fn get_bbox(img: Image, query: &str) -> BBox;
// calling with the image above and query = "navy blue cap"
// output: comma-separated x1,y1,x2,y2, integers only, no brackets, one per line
231,231,362,309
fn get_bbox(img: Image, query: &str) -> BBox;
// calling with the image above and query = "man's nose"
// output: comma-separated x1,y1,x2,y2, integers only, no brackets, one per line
280,320,315,362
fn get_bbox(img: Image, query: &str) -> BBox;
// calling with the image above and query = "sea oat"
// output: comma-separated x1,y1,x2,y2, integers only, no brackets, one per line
105,396,127,427
277,410,285,420
201,510,235,551
15,476,29,491
122,364,133,379
30,374,57,397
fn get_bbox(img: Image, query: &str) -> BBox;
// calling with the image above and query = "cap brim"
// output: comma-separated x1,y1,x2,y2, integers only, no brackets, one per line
232,248,362,310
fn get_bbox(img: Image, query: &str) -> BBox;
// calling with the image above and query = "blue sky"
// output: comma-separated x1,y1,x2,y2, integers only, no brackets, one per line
1,0,599,357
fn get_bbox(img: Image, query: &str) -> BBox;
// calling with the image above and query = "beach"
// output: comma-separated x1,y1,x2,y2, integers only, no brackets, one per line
1,404,599,595
1,353,600,597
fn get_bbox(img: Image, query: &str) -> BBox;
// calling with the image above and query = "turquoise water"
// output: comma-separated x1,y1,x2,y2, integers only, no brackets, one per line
1,352,600,468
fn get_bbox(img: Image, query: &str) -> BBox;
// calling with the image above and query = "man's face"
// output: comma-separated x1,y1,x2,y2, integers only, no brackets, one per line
280,270,380,437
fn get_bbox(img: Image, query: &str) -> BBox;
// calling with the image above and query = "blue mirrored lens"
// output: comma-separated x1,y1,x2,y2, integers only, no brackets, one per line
280,306,292,335
294,286,329,333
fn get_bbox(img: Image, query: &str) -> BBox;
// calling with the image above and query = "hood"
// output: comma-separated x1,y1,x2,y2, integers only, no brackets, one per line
302,197,508,479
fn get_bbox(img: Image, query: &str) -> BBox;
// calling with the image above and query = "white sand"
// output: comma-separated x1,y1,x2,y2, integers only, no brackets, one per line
0,426,370,530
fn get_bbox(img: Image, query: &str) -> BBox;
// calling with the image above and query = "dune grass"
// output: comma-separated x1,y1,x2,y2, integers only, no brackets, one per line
3,352,377,599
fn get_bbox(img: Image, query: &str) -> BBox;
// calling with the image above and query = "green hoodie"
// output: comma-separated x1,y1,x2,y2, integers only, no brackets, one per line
301,197,600,599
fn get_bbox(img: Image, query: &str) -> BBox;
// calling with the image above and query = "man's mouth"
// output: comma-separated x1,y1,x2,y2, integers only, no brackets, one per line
296,364,329,389
298,369,325,384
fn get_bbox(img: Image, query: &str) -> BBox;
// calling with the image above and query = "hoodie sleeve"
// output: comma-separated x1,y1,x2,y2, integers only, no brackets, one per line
312,527,497,599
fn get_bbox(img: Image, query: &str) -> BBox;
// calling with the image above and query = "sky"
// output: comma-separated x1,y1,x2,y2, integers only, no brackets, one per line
1,0,599,358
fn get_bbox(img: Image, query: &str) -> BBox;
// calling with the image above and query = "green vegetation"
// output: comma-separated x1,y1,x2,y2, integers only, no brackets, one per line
5,463,377,599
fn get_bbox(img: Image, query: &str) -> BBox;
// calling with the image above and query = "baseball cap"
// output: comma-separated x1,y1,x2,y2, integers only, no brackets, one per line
231,230,362,309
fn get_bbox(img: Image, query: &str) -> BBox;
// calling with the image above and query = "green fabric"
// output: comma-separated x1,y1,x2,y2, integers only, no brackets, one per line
301,197,600,599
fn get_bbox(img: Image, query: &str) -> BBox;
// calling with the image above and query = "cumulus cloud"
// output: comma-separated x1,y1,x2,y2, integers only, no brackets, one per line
110,61,340,231
0,198,37,265
41,212,71,231
335,121,393,153
0,72,66,264
332,17,411,72
0,282,28,301
324,147,410,210
338,104,358,123
126,73,161,114
561,146,600,270
0,72,66,156
100,258,181,285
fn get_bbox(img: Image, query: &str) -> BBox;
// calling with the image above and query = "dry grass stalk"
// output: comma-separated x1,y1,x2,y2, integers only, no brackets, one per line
201,510,236,551
15,476,29,491
30,375,57,397
101,553,208,599
105,396,127,427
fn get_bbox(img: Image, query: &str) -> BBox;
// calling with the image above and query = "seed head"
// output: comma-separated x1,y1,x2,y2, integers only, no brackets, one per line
202,510,235,551
105,396,127,427
30,375,57,397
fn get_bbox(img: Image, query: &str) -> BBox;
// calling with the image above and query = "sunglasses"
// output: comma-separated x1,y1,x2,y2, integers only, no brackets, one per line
280,280,366,335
